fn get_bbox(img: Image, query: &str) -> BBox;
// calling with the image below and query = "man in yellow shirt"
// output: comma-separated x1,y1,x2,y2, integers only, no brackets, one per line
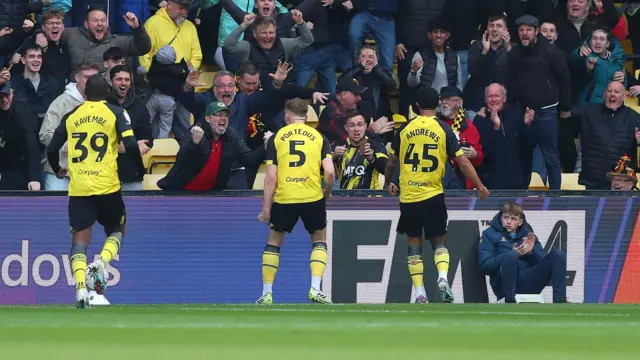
384,86,490,304
140,0,203,141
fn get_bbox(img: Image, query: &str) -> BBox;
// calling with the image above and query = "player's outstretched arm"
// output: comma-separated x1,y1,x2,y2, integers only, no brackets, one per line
454,155,490,199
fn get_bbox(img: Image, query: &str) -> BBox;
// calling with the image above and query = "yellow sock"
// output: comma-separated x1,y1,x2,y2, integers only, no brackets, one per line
407,245,424,289
434,247,450,279
71,253,87,290
310,243,328,277
262,245,280,286
100,232,122,264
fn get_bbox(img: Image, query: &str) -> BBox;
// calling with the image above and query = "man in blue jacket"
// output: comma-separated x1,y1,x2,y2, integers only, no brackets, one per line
478,202,568,303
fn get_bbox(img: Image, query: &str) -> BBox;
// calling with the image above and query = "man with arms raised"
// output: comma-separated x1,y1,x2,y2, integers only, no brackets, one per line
384,86,490,304
257,98,335,305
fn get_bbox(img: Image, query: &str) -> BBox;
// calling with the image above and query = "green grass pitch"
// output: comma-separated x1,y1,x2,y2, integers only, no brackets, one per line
0,304,638,359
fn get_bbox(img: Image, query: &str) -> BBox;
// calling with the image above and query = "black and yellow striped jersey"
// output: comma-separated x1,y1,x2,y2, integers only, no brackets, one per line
335,137,388,190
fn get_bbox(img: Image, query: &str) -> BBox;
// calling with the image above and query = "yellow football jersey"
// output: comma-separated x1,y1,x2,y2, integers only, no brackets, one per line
390,115,463,203
266,123,331,204
51,101,135,196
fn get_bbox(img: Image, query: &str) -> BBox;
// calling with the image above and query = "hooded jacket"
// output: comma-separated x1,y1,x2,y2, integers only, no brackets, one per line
570,37,626,105
478,211,546,300
60,24,151,72
107,88,153,183
39,82,84,174
141,7,202,72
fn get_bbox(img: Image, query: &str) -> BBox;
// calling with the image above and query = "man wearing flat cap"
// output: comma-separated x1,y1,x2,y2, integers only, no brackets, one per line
439,86,484,189
407,15,463,96
506,15,571,191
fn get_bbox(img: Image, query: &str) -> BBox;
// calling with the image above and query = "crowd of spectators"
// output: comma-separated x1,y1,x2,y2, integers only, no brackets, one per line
2,0,640,192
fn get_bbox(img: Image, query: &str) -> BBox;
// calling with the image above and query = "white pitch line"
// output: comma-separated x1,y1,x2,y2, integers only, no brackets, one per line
0,306,633,318
1,321,638,329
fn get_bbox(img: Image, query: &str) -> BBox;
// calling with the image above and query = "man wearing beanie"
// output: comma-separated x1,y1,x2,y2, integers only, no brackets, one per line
506,15,570,191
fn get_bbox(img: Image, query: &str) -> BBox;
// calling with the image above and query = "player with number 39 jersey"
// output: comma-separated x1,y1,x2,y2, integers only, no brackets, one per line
384,86,489,305
47,75,144,309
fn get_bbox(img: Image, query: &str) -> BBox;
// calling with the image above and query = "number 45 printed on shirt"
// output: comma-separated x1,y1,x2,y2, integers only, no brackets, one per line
404,143,438,172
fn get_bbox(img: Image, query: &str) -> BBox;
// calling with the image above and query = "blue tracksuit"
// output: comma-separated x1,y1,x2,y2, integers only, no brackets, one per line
478,211,567,303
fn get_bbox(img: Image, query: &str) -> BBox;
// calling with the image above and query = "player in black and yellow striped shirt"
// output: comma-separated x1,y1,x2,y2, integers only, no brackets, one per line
47,75,144,309
384,86,489,304
257,99,335,305
334,111,388,189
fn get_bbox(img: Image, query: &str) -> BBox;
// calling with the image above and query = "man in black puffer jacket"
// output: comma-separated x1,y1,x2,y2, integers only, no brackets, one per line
574,81,640,190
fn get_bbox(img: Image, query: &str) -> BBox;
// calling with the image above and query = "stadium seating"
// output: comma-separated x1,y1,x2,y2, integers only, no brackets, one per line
529,172,549,190
561,173,585,190
253,163,267,190
143,138,180,175
142,174,165,190
306,105,318,126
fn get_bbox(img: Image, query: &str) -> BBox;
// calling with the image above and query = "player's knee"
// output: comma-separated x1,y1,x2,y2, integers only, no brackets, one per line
312,242,327,251
71,243,87,255
548,249,566,262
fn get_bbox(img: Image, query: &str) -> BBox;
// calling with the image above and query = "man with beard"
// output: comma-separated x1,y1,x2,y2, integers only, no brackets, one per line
34,6,151,72
607,155,638,191
438,86,484,190
141,0,202,143
574,81,640,190
11,44,58,129
0,81,41,191
506,15,570,190
107,65,153,191
223,13,314,83
157,101,264,191
9,8,68,95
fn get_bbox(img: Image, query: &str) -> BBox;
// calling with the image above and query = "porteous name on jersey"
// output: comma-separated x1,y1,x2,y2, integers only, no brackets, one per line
74,115,107,128
280,128,317,142
405,127,440,142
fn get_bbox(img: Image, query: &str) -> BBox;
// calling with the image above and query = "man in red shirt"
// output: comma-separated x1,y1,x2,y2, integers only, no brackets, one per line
158,102,266,190
438,86,484,189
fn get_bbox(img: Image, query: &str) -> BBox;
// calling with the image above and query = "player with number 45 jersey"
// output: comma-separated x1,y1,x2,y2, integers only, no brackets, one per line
384,86,490,304
257,99,336,305
47,75,144,309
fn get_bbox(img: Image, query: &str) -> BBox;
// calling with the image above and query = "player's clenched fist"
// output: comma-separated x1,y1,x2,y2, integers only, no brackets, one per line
191,126,204,144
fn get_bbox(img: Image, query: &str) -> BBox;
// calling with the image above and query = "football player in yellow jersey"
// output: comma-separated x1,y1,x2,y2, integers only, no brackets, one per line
257,98,335,304
47,74,144,308
384,86,490,304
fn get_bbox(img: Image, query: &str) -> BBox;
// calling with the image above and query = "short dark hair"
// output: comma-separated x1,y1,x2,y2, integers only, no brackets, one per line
488,14,508,25
86,5,107,20
415,86,439,110
43,8,66,23
21,43,42,57
103,47,126,62
254,16,276,29
591,25,612,42
358,44,378,58
84,74,110,101
109,65,131,80
76,62,100,74
346,110,364,122
237,61,259,77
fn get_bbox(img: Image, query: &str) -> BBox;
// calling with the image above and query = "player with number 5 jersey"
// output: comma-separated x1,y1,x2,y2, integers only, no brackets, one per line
47,75,144,309
384,86,490,304
257,99,336,305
